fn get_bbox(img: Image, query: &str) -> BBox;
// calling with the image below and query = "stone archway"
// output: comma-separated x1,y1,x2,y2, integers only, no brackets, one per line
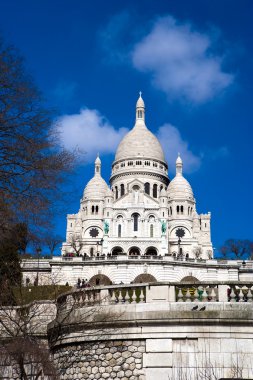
111,246,123,256
89,274,112,286
180,276,200,283
129,247,140,256
133,273,157,284
145,247,158,256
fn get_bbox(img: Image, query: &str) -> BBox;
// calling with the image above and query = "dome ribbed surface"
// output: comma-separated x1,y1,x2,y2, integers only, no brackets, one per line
115,124,166,162
167,174,194,200
83,174,109,200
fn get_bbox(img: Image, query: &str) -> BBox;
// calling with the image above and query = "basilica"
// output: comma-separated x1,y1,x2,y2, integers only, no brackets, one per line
61,94,213,260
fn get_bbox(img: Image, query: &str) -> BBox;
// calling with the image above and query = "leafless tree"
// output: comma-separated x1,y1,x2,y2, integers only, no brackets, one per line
220,239,253,260
43,234,63,256
0,37,74,239
0,250,63,379
0,298,58,379
67,234,85,256
193,246,203,259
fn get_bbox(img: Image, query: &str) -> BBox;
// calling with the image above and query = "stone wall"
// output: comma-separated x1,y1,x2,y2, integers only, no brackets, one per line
53,340,145,380
21,257,252,286
49,297,253,380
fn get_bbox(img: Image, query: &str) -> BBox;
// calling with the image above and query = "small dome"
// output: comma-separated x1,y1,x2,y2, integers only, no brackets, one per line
167,155,194,200
167,175,194,200
83,157,109,200
83,176,109,200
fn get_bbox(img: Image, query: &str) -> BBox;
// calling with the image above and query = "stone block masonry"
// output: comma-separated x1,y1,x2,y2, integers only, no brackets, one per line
53,340,146,380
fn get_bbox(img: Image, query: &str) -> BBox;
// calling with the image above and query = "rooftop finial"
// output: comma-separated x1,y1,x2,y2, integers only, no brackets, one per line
95,154,101,175
176,154,183,175
136,92,145,123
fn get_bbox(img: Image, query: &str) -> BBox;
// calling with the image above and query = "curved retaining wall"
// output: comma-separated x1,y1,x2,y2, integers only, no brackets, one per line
48,294,253,380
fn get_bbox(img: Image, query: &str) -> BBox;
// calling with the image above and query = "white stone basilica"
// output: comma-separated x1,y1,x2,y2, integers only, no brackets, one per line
61,94,213,260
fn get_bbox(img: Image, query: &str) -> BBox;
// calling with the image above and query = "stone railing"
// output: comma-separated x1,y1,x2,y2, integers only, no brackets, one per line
176,283,253,302
21,259,51,269
50,255,253,267
56,282,253,311
56,283,146,311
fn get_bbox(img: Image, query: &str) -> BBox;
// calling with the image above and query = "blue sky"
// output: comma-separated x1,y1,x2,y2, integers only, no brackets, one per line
1,0,253,254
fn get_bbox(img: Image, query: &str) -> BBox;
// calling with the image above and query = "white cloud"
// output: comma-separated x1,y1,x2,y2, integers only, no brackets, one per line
56,107,226,173
157,124,201,173
132,16,234,103
56,108,129,162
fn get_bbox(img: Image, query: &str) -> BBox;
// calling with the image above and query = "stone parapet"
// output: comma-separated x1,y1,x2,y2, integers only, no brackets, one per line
48,286,253,379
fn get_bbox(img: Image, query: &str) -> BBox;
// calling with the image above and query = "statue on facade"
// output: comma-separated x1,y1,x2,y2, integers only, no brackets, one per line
104,220,109,234
161,220,166,234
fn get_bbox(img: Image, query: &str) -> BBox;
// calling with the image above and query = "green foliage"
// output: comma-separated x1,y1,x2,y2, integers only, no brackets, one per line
0,227,22,305
12,285,72,305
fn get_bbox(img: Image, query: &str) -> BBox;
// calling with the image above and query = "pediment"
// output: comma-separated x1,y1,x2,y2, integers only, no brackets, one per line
127,179,144,192
113,191,159,208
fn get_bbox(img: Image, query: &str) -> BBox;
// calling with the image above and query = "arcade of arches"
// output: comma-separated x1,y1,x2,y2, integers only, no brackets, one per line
110,247,158,256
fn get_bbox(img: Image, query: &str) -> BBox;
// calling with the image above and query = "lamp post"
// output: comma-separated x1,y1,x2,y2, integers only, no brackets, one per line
35,247,42,286
96,238,104,256
175,228,185,259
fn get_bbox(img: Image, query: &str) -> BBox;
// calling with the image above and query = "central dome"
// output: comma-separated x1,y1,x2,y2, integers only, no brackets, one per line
115,94,166,163
115,124,166,162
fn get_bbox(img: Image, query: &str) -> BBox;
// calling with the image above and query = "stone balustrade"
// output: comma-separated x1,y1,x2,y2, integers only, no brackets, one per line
51,255,253,266
56,282,253,311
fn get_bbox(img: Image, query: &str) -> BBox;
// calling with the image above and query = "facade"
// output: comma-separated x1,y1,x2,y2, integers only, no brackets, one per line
62,94,213,261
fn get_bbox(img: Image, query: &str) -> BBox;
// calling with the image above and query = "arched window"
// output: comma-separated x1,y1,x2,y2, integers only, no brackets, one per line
153,184,158,198
120,184,125,196
170,206,172,215
144,182,150,195
177,205,179,214
90,247,94,256
132,213,139,232
181,205,183,214
118,224,122,237
91,205,95,214
111,247,123,256
115,186,118,199
160,185,163,191
150,224,154,237
95,205,99,214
